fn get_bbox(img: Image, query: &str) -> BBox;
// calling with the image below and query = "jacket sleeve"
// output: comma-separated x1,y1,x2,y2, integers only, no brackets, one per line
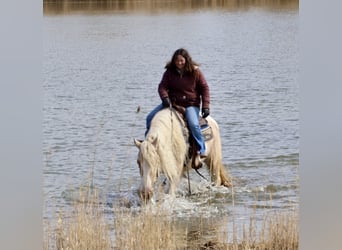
158,70,169,99
197,70,210,109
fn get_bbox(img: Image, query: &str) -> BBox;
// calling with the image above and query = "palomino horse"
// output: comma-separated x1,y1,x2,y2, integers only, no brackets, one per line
134,108,232,200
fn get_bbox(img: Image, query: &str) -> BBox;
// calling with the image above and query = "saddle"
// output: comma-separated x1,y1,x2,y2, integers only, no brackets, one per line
171,104,213,169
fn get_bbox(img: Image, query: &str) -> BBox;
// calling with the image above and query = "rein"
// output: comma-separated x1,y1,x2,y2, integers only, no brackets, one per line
194,169,208,181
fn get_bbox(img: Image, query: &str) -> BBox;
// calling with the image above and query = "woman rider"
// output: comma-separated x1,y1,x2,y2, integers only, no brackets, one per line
146,48,210,163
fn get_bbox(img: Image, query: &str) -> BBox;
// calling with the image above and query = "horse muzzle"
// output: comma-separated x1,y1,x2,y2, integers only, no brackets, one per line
139,187,153,201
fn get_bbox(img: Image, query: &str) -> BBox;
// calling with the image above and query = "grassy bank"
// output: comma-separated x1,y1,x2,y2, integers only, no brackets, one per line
44,190,112,249
44,192,298,249
43,0,299,15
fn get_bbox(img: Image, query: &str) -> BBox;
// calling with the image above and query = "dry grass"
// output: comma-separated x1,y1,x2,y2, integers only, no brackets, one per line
45,190,112,250
259,211,299,250
114,208,187,250
231,210,299,250
45,194,298,250
114,208,298,250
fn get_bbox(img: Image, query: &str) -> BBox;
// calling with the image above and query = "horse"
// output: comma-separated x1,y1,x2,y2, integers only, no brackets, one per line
134,108,232,201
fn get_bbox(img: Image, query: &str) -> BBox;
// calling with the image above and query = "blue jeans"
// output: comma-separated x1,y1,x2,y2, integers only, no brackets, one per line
146,104,206,154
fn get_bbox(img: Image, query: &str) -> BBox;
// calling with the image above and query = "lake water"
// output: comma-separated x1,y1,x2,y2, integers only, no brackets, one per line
43,0,299,244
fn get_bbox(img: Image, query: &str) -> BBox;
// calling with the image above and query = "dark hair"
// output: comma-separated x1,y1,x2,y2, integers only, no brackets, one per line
165,48,199,77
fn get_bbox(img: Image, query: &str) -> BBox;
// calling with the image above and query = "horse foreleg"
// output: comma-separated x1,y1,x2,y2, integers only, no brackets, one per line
165,180,178,197
206,158,232,188
165,173,182,197
219,165,232,187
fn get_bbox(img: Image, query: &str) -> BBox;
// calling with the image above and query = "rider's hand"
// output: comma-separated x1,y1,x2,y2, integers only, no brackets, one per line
202,108,210,118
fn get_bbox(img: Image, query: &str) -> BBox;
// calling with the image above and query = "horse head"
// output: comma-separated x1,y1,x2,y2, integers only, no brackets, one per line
134,137,160,201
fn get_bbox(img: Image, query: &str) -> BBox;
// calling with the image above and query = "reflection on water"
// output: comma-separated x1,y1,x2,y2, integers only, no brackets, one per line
44,0,298,15
175,215,228,247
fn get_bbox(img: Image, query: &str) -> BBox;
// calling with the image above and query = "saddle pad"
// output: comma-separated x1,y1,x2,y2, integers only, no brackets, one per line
201,125,213,141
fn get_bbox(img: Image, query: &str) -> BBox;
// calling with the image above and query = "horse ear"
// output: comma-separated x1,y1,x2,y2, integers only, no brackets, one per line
134,138,143,148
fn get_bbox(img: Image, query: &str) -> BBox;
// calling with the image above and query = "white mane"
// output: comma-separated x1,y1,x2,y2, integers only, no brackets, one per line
145,109,188,184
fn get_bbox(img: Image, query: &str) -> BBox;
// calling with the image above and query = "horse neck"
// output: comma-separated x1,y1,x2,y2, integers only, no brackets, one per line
149,109,184,136
147,109,188,180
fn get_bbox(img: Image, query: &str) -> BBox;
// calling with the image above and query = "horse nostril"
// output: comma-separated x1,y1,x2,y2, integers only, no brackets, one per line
139,188,153,201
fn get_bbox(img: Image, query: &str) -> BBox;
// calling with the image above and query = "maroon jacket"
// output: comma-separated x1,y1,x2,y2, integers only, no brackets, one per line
158,68,210,109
